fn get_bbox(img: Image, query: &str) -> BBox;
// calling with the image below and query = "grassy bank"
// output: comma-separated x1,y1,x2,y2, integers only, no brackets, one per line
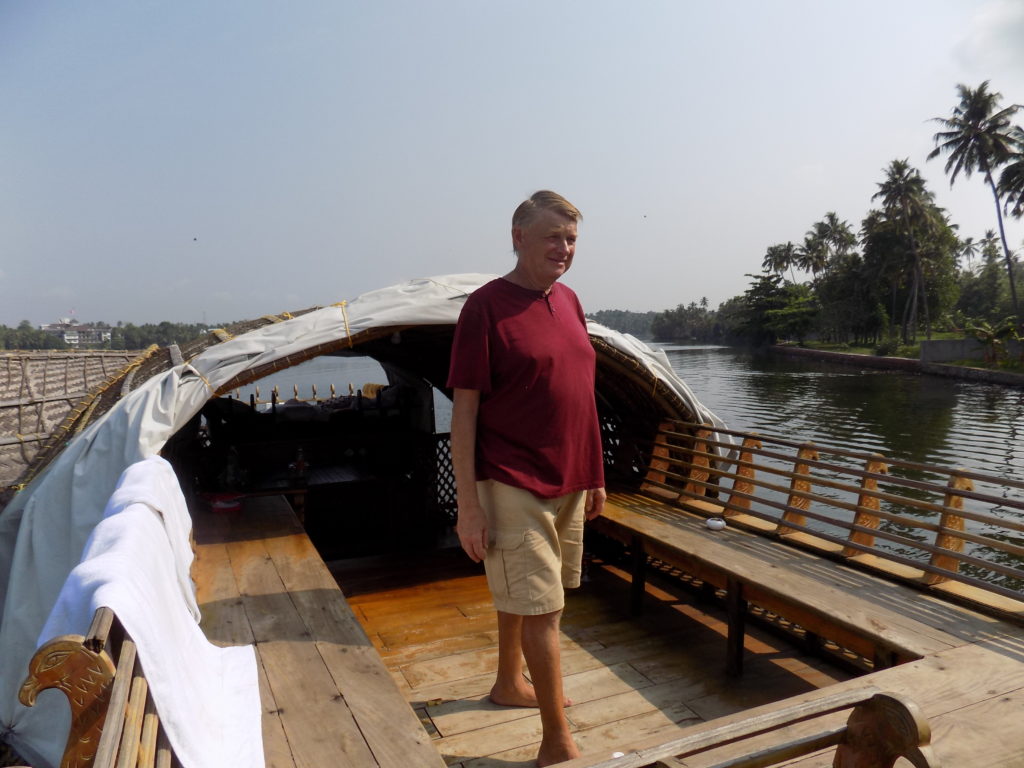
786,340,1024,375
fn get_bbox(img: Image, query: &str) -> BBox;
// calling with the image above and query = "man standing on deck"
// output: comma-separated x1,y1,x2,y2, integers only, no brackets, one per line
447,190,606,766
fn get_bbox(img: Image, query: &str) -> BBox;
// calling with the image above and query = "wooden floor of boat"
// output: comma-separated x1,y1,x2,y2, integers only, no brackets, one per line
330,545,855,767
192,494,1024,767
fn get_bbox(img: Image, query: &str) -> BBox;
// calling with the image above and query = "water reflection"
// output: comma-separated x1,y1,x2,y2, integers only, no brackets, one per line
661,345,1024,487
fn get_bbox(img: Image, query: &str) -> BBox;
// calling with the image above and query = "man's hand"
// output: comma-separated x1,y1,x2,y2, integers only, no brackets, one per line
456,502,489,562
585,487,606,521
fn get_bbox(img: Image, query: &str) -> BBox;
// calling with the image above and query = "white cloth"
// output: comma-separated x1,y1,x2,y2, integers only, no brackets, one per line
36,458,263,768
103,456,200,621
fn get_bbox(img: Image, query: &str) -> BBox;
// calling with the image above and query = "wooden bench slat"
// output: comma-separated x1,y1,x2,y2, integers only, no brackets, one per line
114,672,147,768
93,637,137,768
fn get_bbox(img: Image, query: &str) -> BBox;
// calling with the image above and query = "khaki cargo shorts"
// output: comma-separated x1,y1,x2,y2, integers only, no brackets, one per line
477,479,586,616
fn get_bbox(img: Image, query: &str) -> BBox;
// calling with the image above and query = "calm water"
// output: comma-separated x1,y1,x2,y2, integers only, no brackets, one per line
661,344,1024,487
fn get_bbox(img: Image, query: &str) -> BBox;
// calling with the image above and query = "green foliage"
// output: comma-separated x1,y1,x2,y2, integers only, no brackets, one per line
764,283,818,343
873,336,900,356
965,316,1022,365
109,321,216,350
588,309,657,337
0,320,219,350
650,299,718,342
0,322,69,350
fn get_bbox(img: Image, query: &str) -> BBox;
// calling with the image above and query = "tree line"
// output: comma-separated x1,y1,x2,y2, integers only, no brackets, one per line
642,81,1024,349
0,321,217,351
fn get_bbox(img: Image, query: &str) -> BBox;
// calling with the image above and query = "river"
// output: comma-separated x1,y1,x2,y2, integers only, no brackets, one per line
659,344,1024,488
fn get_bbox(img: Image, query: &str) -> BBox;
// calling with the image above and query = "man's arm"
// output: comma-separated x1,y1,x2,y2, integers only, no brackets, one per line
585,487,606,521
451,388,488,562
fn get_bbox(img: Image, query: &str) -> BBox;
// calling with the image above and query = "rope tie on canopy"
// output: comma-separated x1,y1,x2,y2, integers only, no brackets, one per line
333,301,354,348
189,366,216,396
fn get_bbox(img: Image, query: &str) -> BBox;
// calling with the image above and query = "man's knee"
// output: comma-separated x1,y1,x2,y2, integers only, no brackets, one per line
521,609,562,632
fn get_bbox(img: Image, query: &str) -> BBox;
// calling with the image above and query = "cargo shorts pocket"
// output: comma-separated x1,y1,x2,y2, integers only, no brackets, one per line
487,529,552,605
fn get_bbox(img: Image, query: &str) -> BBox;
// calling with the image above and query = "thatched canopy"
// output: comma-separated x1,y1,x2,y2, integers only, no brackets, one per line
0,351,139,499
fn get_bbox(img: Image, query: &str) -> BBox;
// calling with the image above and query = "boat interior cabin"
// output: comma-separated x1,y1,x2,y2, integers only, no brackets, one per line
160,324,665,564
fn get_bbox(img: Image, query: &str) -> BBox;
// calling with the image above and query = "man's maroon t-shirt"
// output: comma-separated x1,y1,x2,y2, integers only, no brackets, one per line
447,278,605,498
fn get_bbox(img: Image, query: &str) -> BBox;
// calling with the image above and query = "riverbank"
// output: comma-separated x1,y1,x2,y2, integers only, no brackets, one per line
770,344,1024,388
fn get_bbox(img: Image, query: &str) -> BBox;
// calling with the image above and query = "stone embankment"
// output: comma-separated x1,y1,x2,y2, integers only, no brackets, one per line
770,345,1024,388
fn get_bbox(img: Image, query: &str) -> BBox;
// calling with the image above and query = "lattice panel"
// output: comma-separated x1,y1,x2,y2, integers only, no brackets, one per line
431,433,457,525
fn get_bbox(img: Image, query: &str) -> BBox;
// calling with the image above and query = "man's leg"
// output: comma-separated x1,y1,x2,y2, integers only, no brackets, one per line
491,611,574,708
490,611,533,705
521,609,579,766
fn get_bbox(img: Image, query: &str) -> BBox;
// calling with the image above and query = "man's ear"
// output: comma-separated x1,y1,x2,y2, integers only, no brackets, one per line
511,226,524,252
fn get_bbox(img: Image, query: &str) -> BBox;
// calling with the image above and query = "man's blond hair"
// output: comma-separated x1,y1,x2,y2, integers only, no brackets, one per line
511,191,582,252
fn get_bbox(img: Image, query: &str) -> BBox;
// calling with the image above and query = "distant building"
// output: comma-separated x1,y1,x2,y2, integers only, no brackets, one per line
39,319,112,347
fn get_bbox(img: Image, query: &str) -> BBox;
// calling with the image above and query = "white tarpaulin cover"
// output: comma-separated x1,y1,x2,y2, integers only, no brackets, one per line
0,273,721,766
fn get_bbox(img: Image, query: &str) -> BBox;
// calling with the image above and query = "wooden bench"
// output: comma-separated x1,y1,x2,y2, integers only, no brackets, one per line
558,686,939,768
645,420,1024,615
592,420,1024,676
19,606,179,768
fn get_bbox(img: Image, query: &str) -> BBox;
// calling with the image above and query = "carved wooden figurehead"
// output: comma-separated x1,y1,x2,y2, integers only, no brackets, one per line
19,634,116,768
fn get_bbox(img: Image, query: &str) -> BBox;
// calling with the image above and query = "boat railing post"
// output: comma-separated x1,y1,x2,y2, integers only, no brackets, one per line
640,420,680,501
779,443,819,535
925,471,973,585
843,454,888,558
724,435,761,517
682,425,714,499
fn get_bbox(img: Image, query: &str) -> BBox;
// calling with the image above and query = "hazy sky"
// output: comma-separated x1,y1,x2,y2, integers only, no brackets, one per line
3,1,1024,326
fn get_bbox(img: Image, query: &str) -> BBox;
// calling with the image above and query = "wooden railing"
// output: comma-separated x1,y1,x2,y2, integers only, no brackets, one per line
560,687,938,768
639,419,1024,615
20,607,179,768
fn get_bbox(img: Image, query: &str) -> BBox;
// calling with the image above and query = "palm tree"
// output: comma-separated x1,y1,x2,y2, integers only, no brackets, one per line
959,236,979,269
819,212,857,259
872,159,940,340
761,242,799,283
998,126,1024,219
797,214,856,280
928,81,1022,318
796,232,828,278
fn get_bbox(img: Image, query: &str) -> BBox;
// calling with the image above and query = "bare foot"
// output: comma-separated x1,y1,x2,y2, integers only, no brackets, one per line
536,733,580,767
488,676,572,708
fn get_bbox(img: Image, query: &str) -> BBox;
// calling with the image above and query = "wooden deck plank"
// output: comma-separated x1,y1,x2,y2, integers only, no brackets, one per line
227,533,379,768
379,627,502,665
193,496,444,768
192,532,294,767
266,538,443,767
460,704,703,768
425,663,653,737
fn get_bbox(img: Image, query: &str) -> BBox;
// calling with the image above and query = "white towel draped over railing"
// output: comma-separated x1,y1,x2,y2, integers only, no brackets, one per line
35,456,263,768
